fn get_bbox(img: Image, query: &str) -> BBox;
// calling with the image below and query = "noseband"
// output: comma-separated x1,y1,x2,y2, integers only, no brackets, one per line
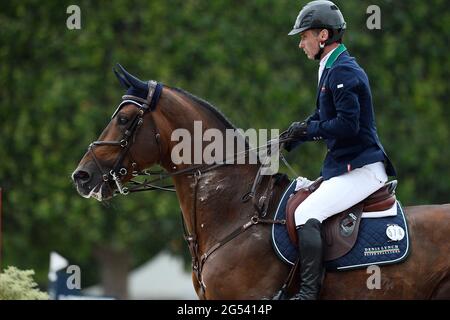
87,80,163,195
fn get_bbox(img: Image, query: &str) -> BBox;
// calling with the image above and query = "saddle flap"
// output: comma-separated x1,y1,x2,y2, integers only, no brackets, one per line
285,177,324,245
322,203,364,261
285,189,311,245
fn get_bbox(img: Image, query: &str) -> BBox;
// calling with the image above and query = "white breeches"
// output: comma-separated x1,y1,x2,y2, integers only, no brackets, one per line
294,162,388,226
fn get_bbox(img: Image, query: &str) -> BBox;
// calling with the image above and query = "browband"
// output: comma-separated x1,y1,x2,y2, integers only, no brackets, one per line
111,80,163,119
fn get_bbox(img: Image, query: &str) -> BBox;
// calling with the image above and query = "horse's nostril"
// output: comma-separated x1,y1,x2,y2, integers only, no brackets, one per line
73,170,90,183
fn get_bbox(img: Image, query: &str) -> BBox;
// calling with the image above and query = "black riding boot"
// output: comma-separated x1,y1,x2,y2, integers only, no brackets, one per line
290,218,325,300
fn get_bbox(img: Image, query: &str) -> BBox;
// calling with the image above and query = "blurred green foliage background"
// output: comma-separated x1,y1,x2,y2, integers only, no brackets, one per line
0,0,448,296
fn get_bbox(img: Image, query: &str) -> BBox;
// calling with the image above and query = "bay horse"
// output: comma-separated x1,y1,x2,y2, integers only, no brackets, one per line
72,66,450,299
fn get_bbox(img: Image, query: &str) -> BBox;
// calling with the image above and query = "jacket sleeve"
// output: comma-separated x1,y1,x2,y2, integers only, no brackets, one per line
306,66,361,140
305,109,320,123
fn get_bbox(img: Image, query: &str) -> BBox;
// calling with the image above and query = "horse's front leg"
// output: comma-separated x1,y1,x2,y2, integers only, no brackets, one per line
200,232,289,299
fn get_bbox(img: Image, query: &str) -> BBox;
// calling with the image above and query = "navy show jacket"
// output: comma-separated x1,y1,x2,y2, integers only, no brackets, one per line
301,44,396,180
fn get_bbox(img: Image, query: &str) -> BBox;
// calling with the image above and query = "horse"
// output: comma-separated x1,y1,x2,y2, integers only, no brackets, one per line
72,66,450,299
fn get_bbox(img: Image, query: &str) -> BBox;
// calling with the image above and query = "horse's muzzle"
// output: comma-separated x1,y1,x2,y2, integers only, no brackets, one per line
72,161,113,201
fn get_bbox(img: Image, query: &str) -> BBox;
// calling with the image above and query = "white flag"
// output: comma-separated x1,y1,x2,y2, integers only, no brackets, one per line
48,251,69,281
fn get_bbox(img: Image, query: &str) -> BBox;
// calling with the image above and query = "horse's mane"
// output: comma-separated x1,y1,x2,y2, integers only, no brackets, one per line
171,87,237,130
170,87,252,152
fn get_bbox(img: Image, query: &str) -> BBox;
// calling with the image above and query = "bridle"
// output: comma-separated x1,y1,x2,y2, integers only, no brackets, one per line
87,80,164,196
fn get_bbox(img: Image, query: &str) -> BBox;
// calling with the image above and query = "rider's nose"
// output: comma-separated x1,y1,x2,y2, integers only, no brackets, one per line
72,169,91,183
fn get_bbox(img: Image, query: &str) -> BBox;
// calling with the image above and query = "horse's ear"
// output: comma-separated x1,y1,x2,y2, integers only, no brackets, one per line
113,64,131,89
116,64,147,90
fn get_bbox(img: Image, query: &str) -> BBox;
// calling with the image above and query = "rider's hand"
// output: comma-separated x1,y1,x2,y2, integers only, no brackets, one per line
281,121,308,152
280,121,308,152
287,121,308,139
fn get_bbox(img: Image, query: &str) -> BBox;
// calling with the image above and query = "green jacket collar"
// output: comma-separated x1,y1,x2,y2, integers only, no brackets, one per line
325,44,347,69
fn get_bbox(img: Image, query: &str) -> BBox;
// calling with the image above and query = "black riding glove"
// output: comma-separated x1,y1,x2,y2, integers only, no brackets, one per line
287,121,308,140
282,121,308,152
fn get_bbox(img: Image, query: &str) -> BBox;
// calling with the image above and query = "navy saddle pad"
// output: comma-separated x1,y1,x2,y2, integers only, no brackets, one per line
271,181,410,271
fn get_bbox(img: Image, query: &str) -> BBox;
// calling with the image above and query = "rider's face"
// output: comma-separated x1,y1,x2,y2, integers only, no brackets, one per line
298,30,321,60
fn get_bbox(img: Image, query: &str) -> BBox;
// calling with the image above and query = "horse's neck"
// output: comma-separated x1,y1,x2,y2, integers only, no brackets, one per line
156,88,260,241
153,88,228,171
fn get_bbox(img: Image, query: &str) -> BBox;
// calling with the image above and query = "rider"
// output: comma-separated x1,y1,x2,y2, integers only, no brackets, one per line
284,0,396,300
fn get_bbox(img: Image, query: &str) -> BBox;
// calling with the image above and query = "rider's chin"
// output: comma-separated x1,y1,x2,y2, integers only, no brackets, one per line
304,50,311,59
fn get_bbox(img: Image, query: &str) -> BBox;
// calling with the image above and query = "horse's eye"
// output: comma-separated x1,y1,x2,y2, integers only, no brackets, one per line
118,116,129,125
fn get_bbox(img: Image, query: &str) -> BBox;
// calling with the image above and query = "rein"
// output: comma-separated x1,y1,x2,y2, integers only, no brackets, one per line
123,137,294,195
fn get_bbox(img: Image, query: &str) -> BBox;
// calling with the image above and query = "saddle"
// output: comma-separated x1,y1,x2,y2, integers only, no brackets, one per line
285,177,398,261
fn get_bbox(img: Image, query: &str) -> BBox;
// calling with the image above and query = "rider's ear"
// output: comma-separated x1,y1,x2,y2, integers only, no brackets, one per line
113,64,131,89
319,29,329,42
